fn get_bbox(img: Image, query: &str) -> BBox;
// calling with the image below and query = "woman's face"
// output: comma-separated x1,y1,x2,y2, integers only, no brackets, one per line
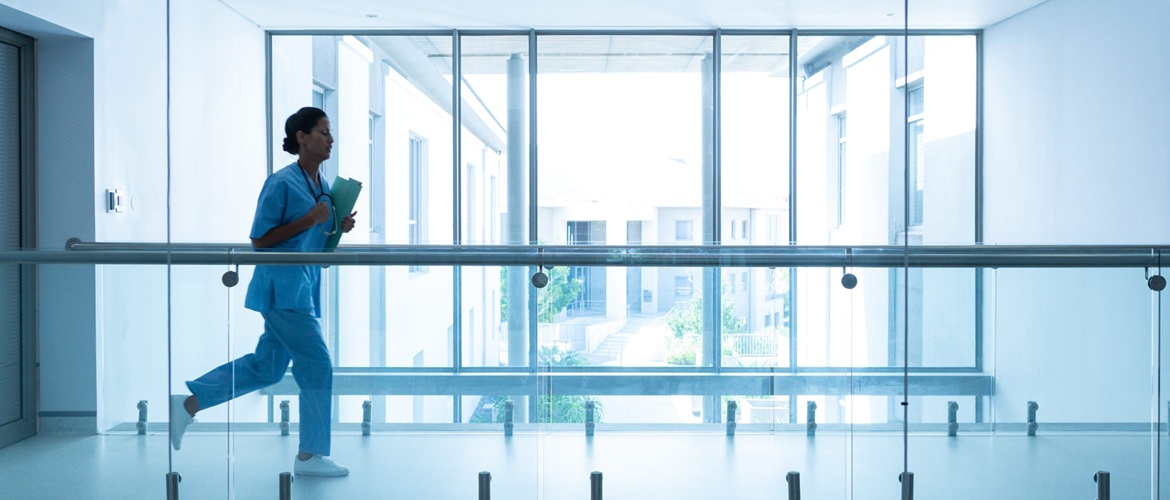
297,117,333,162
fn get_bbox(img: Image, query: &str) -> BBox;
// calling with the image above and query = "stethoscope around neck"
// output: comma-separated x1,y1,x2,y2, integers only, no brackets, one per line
298,164,338,236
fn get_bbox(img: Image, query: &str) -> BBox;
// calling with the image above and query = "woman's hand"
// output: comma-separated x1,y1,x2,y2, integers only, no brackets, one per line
341,211,357,233
307,202,331,225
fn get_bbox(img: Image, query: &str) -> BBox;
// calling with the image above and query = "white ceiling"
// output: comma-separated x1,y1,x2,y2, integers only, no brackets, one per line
219,0,1049,30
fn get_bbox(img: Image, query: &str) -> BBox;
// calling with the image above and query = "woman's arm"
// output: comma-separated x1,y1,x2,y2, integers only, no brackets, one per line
251,201,331,248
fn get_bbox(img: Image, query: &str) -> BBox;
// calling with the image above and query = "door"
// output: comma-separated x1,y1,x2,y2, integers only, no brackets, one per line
0,27,36,450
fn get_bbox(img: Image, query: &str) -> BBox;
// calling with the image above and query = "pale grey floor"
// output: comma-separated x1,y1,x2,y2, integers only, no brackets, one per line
0,430,1165,499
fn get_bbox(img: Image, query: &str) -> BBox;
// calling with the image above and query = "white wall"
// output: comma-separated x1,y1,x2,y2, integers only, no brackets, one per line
985,0,1170,245
37,35,98,419
91,0,168,434
93,0,266,431
0,0,267,430
1,0,100,426
984,0,1170,422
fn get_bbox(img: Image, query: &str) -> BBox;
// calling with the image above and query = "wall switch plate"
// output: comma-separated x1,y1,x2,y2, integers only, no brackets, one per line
106,189,125,213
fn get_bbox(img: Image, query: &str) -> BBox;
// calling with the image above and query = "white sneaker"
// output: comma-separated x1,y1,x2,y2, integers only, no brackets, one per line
294,455,350,477
169,395,195,451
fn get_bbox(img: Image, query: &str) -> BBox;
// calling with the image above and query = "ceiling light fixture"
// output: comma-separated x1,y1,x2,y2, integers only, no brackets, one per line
365,13,378,18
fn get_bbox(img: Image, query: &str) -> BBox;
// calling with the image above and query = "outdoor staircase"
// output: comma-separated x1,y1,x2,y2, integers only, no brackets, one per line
586,314,659,364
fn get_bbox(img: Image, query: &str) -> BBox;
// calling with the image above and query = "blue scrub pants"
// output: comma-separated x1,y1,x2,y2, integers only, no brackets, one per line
186,307,333,456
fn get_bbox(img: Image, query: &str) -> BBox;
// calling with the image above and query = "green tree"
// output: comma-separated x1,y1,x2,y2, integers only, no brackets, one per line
500,266,583,323
665,283,746,365
667,285,747,340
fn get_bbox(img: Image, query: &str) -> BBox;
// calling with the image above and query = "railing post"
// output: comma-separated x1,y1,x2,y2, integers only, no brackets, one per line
806,401,817,436
899,472,914,500
947,401,959,437
785,471,801,500
137,400,148,435
165,472,181,500
504,400,514,437
478,471,491,500
726,400,737,436
361,400,372,436
1026,401,1039,436
585,400,595,436
280,400,290,436
590,471,603,500
279,472,293,500
1094,471,1110,500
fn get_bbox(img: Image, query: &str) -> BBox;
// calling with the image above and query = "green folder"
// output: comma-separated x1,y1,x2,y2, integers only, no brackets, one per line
324,176,362,251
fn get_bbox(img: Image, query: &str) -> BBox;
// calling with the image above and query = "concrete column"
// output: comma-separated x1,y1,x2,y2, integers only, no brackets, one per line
506,53,529,422
701,53,720,422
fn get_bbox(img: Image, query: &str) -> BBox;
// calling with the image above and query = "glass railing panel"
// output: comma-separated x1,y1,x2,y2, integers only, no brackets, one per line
795,266,976,370
796,266,887,368
389,265,457,368
72,263,165,498
912,268,978,368
1160,279,1169,499
787,265,857,498
721,267,790,369
925,267,1157,499
463,265,514,369
167,264,246,496
532,266,709,368
42,249,1170,499
331,264,455,369
467,348,542,499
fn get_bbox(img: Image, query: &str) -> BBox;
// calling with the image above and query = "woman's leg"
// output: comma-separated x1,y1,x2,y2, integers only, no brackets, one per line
261,307,333,457
184,323,293,410
171,320,292,450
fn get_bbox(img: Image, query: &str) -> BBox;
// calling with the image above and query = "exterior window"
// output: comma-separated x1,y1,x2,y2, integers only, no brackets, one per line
730,219,737,240
466,162,477,244
836,113,847,227
675,220,693,241
907,85,925,226
741,220,749,240
409,135,427,272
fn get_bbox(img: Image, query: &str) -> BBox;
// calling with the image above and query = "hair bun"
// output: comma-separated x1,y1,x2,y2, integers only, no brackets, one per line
281,137,298,154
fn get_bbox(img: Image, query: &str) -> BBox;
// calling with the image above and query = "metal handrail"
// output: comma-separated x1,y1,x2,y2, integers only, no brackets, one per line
0,238,1162,268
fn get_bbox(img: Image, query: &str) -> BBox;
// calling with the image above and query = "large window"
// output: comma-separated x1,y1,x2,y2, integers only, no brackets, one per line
251,30,979,426
794,34,976,374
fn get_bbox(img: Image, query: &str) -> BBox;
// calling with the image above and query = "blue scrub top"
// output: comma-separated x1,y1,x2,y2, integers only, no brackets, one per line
244,162,332,318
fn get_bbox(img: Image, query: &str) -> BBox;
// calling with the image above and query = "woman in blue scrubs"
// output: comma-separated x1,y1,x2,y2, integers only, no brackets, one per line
168,107,356,477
